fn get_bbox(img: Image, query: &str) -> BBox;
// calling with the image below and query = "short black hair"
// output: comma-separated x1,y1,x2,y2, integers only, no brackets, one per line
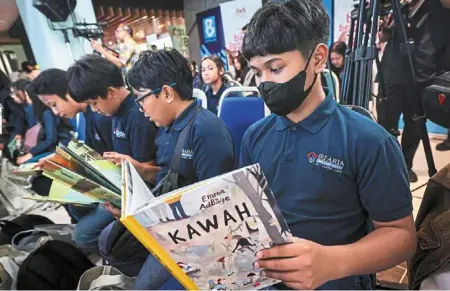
11,79,31,92
21,61,36,73
127,49,193,101
67,54,124,102
30,69,68,100
242,0,330,60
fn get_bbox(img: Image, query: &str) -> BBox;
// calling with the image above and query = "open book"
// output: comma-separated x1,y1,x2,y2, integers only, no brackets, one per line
121,162,293,290
23,139,122,207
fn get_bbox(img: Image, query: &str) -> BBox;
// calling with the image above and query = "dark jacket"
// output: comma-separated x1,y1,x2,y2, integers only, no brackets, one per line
408,164,450,289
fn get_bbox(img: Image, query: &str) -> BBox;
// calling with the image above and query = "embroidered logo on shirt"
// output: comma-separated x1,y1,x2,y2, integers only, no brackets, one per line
94,133,101,141
181,149,193,159
307,152,344,173
113,128,126,139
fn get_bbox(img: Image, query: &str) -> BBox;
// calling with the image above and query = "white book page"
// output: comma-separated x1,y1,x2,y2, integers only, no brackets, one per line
123,161,156,216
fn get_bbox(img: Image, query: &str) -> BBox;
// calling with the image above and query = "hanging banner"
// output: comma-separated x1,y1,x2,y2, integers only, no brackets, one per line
219,0,262,54
333,0,353,44
196,6,228,68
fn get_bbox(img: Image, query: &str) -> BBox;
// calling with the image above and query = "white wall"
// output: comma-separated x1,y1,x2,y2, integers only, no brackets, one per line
16,0,96,70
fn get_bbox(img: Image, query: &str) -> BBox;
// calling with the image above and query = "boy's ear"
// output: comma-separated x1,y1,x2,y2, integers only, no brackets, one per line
314,44,329,74
107,87,117,99
164,85,175,104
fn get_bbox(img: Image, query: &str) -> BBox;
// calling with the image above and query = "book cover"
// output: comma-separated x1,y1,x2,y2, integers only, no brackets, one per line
65,140,122,191
42,160,121,207
122,163,292,290
23,180,100,206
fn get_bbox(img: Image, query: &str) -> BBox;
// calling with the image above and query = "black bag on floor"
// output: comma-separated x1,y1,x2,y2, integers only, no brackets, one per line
0,214,54,245
423,72,450,128
17,240,95,290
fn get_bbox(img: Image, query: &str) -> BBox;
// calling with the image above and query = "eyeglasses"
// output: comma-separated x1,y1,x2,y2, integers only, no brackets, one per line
135,83,176,111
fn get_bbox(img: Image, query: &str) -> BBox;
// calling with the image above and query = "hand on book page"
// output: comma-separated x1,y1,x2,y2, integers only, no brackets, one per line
254,238,334,290
104,201,121,219
105,152,160,183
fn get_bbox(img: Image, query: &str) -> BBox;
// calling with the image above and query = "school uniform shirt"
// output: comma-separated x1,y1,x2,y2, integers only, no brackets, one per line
29,109,73,156
84,106,113,154
111,94,158,163
204,83,228,115
239,92,413,290
155,100,236,188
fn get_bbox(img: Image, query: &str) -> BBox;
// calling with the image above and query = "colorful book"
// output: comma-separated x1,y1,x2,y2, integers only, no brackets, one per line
12,163,42,176
120,162,293,290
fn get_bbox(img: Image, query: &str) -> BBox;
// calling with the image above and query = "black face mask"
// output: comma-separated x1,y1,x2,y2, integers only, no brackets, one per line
258,50,318,116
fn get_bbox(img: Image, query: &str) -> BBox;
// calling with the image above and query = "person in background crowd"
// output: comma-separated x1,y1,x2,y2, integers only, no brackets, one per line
21,61,40,81
67,54,159,185
329,41,347,83
104,48,236,289
10,79,36,140
233,53,256,87
201,56,233,114
0,71,26,150
190,60,203,89
436,130,450,151
239,0,415,289
17,78,74,165
91,23,139,77
33,68,115,252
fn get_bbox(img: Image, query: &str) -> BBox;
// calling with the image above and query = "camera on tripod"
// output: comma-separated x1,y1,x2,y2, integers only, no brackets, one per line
72,22,105,40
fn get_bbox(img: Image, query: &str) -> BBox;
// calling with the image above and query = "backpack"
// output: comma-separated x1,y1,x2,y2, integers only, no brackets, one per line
0,214,54,246
17,240,95,290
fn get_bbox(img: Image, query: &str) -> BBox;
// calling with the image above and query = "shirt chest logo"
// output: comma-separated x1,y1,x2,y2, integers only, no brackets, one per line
181,149,193,160
94,133,101,141
113,128,126,139
307,152,344,173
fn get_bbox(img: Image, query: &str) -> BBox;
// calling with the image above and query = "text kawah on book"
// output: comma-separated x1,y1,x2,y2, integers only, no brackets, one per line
121,162,293,290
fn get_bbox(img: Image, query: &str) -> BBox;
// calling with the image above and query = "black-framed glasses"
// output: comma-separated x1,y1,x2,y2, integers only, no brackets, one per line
135,82,176,111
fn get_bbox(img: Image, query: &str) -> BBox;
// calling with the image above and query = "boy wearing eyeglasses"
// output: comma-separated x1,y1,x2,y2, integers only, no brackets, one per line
67,54,159,183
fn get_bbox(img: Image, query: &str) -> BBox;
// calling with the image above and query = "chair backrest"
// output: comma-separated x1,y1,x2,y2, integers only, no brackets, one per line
218,97,265,157
76,112,86,142
193,88,207,109
344,105,377,122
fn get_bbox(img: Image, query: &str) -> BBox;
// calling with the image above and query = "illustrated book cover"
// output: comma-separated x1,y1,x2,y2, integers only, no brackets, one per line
120,162,293,290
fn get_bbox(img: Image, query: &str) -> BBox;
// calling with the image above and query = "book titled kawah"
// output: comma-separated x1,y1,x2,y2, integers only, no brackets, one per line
121,162,293,290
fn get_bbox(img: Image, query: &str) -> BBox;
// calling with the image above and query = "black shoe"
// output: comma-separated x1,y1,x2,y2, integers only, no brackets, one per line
436,141,450,151
408,169,418,183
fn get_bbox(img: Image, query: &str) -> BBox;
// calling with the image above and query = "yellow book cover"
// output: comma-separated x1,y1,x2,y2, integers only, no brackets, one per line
120,161,293,290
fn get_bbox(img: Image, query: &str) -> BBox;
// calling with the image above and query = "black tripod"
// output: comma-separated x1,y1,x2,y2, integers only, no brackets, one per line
340,0,437,178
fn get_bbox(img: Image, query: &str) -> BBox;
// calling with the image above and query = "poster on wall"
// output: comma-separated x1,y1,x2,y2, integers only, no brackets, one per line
168,25,190,58
196,6,228,69
219,0,262,54
333,0,353,44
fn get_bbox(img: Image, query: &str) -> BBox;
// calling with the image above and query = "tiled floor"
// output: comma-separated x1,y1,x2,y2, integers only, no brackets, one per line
376,135,450,286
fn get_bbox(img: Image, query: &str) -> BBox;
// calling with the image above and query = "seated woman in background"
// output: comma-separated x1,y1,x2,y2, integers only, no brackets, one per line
329,41,347,83
16,87,73,165
233,53,256,87
201,55,243,114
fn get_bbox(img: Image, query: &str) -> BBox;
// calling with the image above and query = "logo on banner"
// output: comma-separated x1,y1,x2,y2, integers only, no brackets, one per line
236,7,246,16
203,16,217,43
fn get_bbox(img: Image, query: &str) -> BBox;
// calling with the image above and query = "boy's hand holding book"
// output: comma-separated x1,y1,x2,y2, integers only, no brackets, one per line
104,152,161,183
254,237,341,290
104,201,121,219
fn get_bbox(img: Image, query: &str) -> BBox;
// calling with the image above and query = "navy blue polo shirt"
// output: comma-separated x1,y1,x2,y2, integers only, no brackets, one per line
84,106,114,154
155,100,236,187
240,93,413,289
112,94,158,162
204,83,230,115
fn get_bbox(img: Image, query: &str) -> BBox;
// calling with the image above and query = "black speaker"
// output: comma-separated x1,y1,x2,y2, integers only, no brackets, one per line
32,0,77,22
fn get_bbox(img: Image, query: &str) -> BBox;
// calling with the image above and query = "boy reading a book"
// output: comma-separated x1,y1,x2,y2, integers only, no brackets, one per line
31,68,116,250
101,49,236,288
67,55,159,183
238,0,416,289
65,55,159,250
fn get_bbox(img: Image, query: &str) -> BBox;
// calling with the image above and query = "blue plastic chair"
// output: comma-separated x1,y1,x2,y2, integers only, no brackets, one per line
218,97,266,157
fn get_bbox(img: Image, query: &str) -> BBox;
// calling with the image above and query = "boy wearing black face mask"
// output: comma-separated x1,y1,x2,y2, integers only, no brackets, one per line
240,0,415,290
